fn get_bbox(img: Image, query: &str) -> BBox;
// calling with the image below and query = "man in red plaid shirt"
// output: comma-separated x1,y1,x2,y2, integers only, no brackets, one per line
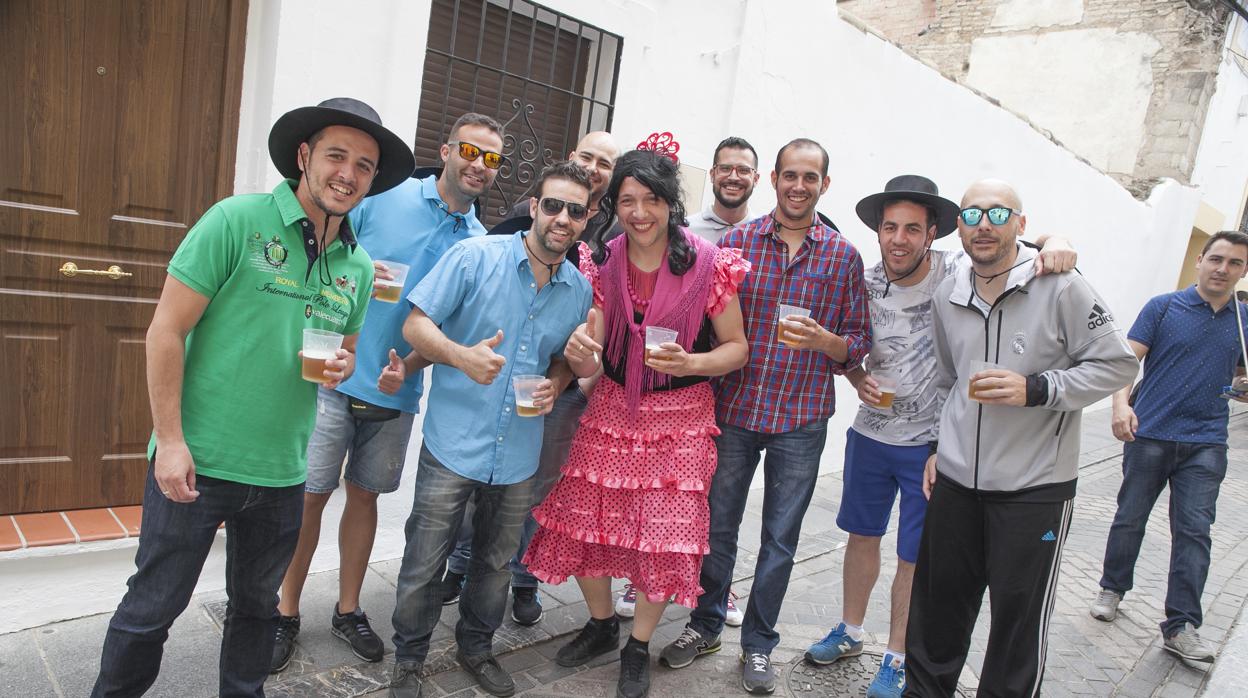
660,138,871,694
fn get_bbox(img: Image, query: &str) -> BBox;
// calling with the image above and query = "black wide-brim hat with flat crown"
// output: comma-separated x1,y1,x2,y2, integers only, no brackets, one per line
855,174,961,238
268,97,415,197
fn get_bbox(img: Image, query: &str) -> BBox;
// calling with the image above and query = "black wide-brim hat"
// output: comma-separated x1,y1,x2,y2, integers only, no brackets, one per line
855,174,960,238
269,97,415,197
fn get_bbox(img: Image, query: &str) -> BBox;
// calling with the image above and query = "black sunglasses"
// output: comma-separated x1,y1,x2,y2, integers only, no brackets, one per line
538,197,588,221
959,206,1022,226
450,141,504,170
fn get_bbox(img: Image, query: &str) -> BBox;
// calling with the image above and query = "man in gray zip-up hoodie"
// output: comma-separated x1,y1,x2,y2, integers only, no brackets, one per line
904,179,1137,698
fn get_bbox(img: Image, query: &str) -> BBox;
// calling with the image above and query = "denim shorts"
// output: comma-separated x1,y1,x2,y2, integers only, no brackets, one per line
836,428,929,563
304,387,416,494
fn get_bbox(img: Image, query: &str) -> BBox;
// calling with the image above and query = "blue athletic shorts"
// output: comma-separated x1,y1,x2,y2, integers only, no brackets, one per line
836,427,929,563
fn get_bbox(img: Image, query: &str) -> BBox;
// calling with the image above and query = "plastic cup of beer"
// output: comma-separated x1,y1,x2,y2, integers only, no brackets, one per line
373,261,409,303
874,371,898,408
645,326,678,363
968,360,1001,401
512,374,545,417
777,304,811,347
301,328,344,383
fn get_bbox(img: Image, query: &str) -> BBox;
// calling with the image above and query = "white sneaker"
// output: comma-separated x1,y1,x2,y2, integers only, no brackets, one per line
1089,588,1121,622
614,584,637,618
725,591,744,627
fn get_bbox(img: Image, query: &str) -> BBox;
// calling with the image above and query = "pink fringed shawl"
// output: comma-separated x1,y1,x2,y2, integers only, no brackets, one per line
599,228,718,414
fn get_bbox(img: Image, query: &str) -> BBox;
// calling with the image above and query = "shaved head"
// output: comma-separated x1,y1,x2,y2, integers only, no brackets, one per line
569,131,620,203
961,179,1022,211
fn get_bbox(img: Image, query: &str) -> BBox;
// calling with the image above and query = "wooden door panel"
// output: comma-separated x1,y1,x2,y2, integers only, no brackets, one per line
0,0,85,212
0,0,246,513
1,322,73,461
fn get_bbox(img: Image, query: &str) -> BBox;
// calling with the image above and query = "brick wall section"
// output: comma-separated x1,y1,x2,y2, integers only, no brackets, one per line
837,0,1231,197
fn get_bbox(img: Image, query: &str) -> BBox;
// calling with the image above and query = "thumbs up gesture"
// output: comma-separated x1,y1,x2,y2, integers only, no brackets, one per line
377,348,406,395
460,329,507,384
565,307,603,367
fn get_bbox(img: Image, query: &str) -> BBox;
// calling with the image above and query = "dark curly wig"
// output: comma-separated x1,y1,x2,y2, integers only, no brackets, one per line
595,149,695,275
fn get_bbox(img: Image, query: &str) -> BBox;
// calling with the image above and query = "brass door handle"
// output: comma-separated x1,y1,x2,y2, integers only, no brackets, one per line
59,262,133,279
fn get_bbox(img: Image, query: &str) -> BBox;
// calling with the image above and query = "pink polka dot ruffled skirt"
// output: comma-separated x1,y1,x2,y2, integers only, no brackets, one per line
523,378,719,607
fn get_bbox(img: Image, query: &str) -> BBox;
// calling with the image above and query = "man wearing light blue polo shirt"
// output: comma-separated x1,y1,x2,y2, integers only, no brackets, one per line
271,112,505,672
388,161,593,698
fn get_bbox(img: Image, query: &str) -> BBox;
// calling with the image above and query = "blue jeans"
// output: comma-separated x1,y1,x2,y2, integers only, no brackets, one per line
447,386,587,586
689,419,828,654
1099,436,1228,636
92,463,303,697
391,443,533,663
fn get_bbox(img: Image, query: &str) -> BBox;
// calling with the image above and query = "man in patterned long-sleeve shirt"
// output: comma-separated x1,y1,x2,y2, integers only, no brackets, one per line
660,138,871,694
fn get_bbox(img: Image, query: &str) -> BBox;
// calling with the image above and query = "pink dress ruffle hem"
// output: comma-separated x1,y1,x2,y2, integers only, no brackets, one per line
523,378,719,607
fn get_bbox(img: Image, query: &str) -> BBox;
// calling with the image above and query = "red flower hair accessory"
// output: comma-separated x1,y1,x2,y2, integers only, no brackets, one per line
636,132,680,164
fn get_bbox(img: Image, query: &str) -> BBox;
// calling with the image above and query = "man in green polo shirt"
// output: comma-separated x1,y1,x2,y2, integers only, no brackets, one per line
91,98,414,698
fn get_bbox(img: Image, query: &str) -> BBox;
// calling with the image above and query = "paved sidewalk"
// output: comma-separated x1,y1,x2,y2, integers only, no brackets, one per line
3,407,1246,697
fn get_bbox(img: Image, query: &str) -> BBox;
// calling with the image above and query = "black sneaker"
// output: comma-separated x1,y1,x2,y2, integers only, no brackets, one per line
270,614,300,673
617,641,651,698
511,586,543,626
556,618,620,667
441,570,466,606
741,652,776,695
456,649,516,697
389,660,423,698
331,605,384,662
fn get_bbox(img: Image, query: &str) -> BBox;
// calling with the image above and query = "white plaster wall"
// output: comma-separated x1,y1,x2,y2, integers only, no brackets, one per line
991,0,1084,30
1191,17,1248,228
965,29,1161,175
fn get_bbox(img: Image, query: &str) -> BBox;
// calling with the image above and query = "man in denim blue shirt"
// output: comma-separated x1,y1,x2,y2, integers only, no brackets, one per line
270,113,505,672
388,162,593,698
1090,230,1248,664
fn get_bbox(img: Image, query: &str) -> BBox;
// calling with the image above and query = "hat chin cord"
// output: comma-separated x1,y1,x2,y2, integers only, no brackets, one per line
301,150,341,287
881,248,930,298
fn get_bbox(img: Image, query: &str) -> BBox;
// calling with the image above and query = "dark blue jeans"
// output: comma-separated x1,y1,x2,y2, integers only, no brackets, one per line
92,464,303,697
689,419,828,654
448,386,587,586
1099,436,1228,636
391,443,533,664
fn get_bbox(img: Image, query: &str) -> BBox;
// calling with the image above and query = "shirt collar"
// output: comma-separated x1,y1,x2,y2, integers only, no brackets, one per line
274,179,358,250
512,230,576,285
752,210,833,243
421,174,480,228
1180,284,1236,313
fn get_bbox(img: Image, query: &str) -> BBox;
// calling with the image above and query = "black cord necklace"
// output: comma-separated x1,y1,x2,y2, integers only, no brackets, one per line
973,256,1030,283
523,233,563,279
771,213,813,232
881,249,931,299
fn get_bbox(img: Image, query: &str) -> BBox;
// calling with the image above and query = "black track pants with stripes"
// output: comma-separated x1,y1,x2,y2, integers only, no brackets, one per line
904,476,1073,698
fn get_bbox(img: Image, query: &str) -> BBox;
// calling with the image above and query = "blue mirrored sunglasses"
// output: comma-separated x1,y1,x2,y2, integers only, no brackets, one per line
959,206,1022,226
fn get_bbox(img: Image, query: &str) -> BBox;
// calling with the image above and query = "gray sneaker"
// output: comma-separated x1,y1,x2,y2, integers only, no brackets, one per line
658,626,721,669
1089,588,1121,622
1163,623,1215,663
741,652,776,695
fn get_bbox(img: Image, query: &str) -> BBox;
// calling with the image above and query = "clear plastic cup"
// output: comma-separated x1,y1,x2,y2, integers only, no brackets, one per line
373,261,410,303
512,374,545,417
874,370,898,408
301,329,344,383
968,360,1002,401
777,304,812,347
645,326,679,363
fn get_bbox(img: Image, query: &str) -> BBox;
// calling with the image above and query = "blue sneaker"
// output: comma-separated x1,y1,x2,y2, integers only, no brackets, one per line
867,657,905,697
804,622,864,665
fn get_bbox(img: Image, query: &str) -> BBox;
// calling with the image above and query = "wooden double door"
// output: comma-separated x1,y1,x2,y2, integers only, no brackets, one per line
0,0,248,513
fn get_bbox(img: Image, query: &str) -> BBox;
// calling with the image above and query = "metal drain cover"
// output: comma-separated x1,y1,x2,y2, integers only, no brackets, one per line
786,651,972,696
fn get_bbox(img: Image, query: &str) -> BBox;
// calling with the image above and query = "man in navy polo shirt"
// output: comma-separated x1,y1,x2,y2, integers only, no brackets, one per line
271,112,504,671
1090,230,1248,664
388,161,593,698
